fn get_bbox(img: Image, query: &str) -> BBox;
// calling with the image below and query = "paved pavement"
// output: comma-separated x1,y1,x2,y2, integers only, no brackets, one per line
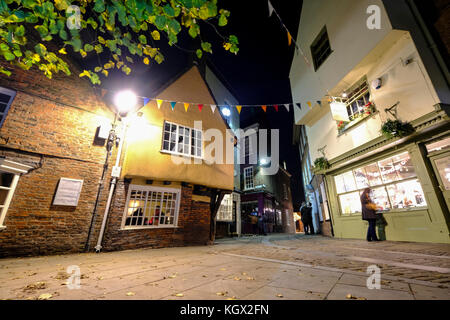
0,234,449,300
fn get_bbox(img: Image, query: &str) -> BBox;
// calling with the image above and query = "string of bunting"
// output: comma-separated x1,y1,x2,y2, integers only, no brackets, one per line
100,88,327,115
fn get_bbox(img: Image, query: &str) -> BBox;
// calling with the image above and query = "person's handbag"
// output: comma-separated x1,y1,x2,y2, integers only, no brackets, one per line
366,202,378,211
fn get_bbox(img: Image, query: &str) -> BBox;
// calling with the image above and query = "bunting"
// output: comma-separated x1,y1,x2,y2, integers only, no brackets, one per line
210,104,216,113
169,101,175,110
236,105,242,114
261,105,267,112
198,104,203,112
143,97,150,107
307,101,312,108
287,32,292,46
183,103,189,112
268,0,274,16
296,103,302,110
156,99,163,109
284,104,290,112
274,105,279,112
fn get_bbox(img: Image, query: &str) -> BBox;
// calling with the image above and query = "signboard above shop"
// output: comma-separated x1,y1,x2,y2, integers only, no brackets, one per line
330,102,350,122
53,178,84,206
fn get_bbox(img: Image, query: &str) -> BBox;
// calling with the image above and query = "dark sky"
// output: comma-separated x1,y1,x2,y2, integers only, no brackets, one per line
84,0,305,209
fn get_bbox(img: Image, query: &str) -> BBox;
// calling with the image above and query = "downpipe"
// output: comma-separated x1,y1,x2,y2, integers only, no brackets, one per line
95,121,127,253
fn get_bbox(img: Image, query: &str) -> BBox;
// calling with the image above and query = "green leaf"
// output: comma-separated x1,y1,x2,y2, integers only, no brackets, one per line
218,14,227,27
138,35,147,44
154,53,164,64
168,20,181,35
188,24,200,38
35,25,49,38
196,49,203,59
0,67,12,77
163,4,175,17
59,29,68,40
94,44,103,54
154,15,167,30
151,30,160,40
84,44,94,52
94,0,105,13
3,51,15,61
94,67,102,72
201,42,212,53
15,25,25,37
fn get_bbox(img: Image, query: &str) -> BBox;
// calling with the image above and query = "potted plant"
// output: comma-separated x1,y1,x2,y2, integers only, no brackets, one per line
313,157,330,172
381,119,415,139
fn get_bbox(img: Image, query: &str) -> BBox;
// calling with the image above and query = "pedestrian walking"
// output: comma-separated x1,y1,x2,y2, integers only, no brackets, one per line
306,202,315,235
300,202,309,234
361,188,380,242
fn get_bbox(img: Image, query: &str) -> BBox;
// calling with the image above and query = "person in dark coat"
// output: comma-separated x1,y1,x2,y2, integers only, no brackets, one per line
361,188,379,242
306,202,315,235
300,202,309,234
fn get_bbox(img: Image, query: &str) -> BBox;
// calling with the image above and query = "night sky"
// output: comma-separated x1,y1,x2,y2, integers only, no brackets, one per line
83,0,305,209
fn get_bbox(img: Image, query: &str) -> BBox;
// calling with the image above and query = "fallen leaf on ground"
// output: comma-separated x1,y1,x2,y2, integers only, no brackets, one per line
174,293,184,297
226,296,238,300
246,277,255,280
126,292,135,296
38,293,52,300
276,294,284,298
23,282,47,291
220,268,227,271
216,292,226,296
233,277,241,281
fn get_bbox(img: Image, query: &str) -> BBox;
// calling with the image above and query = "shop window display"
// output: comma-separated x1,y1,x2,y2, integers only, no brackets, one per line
334,152,427,215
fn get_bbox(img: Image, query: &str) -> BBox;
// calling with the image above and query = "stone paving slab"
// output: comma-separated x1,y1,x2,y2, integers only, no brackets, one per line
326,283,414,300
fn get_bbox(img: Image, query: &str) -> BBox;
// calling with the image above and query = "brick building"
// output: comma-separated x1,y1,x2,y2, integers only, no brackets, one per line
0,59,234,257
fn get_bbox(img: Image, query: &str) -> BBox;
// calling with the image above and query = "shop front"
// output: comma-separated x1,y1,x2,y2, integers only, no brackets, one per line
240,193,284,235
325,136,450,244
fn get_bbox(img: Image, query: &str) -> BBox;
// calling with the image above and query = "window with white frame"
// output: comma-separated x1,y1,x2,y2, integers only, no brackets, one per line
244,167,254,190
217,194,233,222
334,152,427,215
0,171,20,228
342,77,372,120
0,86,16,128
162,121,202,158
122,185,180,229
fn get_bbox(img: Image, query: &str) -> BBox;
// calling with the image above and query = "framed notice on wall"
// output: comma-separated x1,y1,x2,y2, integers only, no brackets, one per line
53,178,84,206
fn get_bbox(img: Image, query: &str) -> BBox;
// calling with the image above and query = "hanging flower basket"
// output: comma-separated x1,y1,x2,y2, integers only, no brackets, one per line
380,119,415,139
313,157,330,172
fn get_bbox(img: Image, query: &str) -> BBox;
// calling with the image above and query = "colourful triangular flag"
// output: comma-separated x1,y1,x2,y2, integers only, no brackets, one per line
261,105,267,112
307,101,312,108
317,100,322,106
274,105,279,112
268,0,274,16
287,31,292,46
169,101,176,110
183,103,190,112
101,89,107,98
198,104,203,112
156,99,163,109
210,105,216,113
143,97,150,107
296,103,302,110
284,104,290,112
236,105,242,114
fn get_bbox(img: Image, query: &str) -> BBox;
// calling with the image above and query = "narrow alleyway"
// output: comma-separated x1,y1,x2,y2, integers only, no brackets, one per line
0,235,449,300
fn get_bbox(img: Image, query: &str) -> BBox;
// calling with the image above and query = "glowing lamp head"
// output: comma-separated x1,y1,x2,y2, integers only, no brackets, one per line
260,158,269,166
221,107,231,117
342,93,348,98
114,90,137,116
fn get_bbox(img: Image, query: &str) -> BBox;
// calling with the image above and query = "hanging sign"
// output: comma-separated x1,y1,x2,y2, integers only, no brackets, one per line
330,101,350,122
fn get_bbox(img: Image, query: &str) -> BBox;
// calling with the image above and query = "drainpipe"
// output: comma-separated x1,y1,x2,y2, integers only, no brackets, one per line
95,120,127,253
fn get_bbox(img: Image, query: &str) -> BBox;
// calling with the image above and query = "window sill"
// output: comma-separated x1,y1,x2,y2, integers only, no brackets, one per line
337,111,378,137
340,206,428,217
121,226,179,231
159,150,203,160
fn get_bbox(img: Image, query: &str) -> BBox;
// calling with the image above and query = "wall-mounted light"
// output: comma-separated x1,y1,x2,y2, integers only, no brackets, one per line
330,101,350,122
114,90,137,117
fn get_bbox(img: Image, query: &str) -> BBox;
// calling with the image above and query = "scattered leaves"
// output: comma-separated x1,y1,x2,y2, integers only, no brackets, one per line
38,293,52,300
126,292,136,296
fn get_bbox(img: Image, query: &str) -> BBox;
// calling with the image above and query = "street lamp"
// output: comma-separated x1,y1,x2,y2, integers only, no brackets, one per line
221,107,231,117
114,90,137,117
94,90,138,253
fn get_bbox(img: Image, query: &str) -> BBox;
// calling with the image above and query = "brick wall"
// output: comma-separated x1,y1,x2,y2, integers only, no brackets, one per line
101,183,211,251
0,63,117,257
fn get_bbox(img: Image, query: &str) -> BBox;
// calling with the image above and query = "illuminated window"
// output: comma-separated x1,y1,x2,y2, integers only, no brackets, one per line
217,194,233,222
162,121,202,158
244,167,254,190
122,185,180,229
334,152,426,215
342,78,372,120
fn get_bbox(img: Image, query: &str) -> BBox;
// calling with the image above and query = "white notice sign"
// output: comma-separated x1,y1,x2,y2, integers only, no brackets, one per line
53,178,84,206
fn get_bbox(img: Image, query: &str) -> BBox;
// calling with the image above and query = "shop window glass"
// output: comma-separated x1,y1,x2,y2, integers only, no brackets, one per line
386,179,427,209
364,163,382,186
353,168,369,189
378,158,399,183
339,192,361,214
334,174,346,194
392,152,416,180
371,187,391,211
426,137,450,153
434,156,450,190
342,171,357,192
